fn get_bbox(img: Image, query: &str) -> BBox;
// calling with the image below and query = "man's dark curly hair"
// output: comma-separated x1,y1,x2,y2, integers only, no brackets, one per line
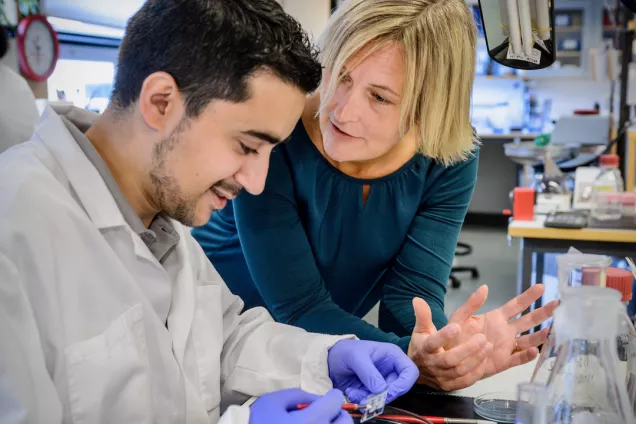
111,0,322,117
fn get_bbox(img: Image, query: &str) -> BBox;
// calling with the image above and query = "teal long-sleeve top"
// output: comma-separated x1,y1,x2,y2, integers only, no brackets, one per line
192,120,479,352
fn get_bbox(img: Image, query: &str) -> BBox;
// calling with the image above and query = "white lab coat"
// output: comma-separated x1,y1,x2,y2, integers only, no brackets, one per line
0,64,39,153
0,106,350,424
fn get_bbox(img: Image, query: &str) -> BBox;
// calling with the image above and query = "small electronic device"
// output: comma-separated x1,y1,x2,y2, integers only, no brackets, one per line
361,390,388,423
544,211,589,229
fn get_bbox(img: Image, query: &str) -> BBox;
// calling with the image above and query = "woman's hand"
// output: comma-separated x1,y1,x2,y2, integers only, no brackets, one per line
407,298,493,391
445,284,558,379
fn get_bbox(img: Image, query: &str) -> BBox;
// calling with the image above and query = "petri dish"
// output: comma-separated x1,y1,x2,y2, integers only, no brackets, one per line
474,391,518,423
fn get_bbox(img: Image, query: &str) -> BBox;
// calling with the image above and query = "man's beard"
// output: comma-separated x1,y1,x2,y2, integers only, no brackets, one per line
148,118,201,227
148,118,242,227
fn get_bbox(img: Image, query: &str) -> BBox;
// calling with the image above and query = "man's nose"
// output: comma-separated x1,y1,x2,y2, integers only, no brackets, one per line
235,153,270,196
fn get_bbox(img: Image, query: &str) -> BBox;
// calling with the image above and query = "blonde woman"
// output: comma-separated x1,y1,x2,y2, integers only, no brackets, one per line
193,0,556,391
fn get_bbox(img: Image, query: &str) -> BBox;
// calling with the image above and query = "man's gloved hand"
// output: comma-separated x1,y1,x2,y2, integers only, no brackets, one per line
327,339,418,405
249,388,352,424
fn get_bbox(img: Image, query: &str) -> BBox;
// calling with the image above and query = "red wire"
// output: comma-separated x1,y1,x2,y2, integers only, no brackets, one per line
296,403,360,411
296,403,437,423
350,413,434,423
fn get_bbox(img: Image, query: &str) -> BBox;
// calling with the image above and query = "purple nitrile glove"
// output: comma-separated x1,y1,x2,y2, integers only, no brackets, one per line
327,339,418,404
248,388,352,424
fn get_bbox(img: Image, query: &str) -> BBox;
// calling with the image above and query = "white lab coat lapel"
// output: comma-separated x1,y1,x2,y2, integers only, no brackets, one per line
35,107,124,231
36,106,195,367
167,228,196,367
35,106,162,267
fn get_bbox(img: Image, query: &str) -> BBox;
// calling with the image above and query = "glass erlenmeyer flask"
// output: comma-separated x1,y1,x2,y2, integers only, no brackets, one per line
544,289,634,423
620,310,636,418
603,267,636,416
516,382,548,424
532,254,612,385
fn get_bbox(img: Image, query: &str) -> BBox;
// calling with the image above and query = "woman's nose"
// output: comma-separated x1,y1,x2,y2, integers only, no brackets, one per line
332,89,358,123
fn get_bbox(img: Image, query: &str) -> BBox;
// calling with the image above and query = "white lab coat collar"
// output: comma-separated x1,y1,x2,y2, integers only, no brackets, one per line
36,106,126,231
34,106,157,265
35,106,195,363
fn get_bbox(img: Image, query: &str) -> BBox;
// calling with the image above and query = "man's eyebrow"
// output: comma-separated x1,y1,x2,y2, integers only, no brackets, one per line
242,130,282,145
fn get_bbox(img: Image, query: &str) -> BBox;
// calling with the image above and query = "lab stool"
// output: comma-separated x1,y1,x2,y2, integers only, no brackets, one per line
449,242,480,289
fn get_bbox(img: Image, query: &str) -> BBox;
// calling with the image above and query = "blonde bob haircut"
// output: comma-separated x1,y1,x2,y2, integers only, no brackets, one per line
318,0,479,166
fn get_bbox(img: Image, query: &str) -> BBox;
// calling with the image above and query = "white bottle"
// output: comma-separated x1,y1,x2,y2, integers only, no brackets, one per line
591,154,624,221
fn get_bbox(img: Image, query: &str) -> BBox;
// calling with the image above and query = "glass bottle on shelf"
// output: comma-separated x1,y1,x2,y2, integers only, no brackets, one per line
591,154,624,222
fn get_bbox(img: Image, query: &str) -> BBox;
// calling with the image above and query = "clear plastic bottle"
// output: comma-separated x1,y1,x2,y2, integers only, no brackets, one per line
623,316,636,420
607,268,635,362
544,289,634,423
606,267,636,418
591,154,625,221
532,254,612,385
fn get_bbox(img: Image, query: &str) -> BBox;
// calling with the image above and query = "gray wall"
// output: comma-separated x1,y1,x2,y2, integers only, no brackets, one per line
469,138,520,214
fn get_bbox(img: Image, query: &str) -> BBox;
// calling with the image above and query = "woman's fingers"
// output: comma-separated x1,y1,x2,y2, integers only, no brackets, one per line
434,341,493,380
412,297,437,336
431,334,488,370
516,327,550,350
438,357,489,391
413,334,492,391
453,342,492,377
414,334,489,378
500,284,545,320
419,323,460,354
507,347,540,369
416,353,489,392
448,285,489,324
512,301,558,334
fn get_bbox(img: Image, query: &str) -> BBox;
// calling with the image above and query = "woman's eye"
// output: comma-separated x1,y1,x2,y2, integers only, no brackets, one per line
372,92,390,105
240,142,258,155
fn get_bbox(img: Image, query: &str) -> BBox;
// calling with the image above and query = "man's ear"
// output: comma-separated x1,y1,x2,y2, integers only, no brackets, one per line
138,71,184,133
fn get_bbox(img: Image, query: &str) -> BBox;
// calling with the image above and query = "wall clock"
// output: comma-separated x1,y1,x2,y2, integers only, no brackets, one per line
16,14,59,81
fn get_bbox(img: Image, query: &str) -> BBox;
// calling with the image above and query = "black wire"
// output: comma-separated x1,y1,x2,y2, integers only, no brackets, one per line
361,417,433,424
382,406,434,424
351,406,435,424
603,119,632,155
